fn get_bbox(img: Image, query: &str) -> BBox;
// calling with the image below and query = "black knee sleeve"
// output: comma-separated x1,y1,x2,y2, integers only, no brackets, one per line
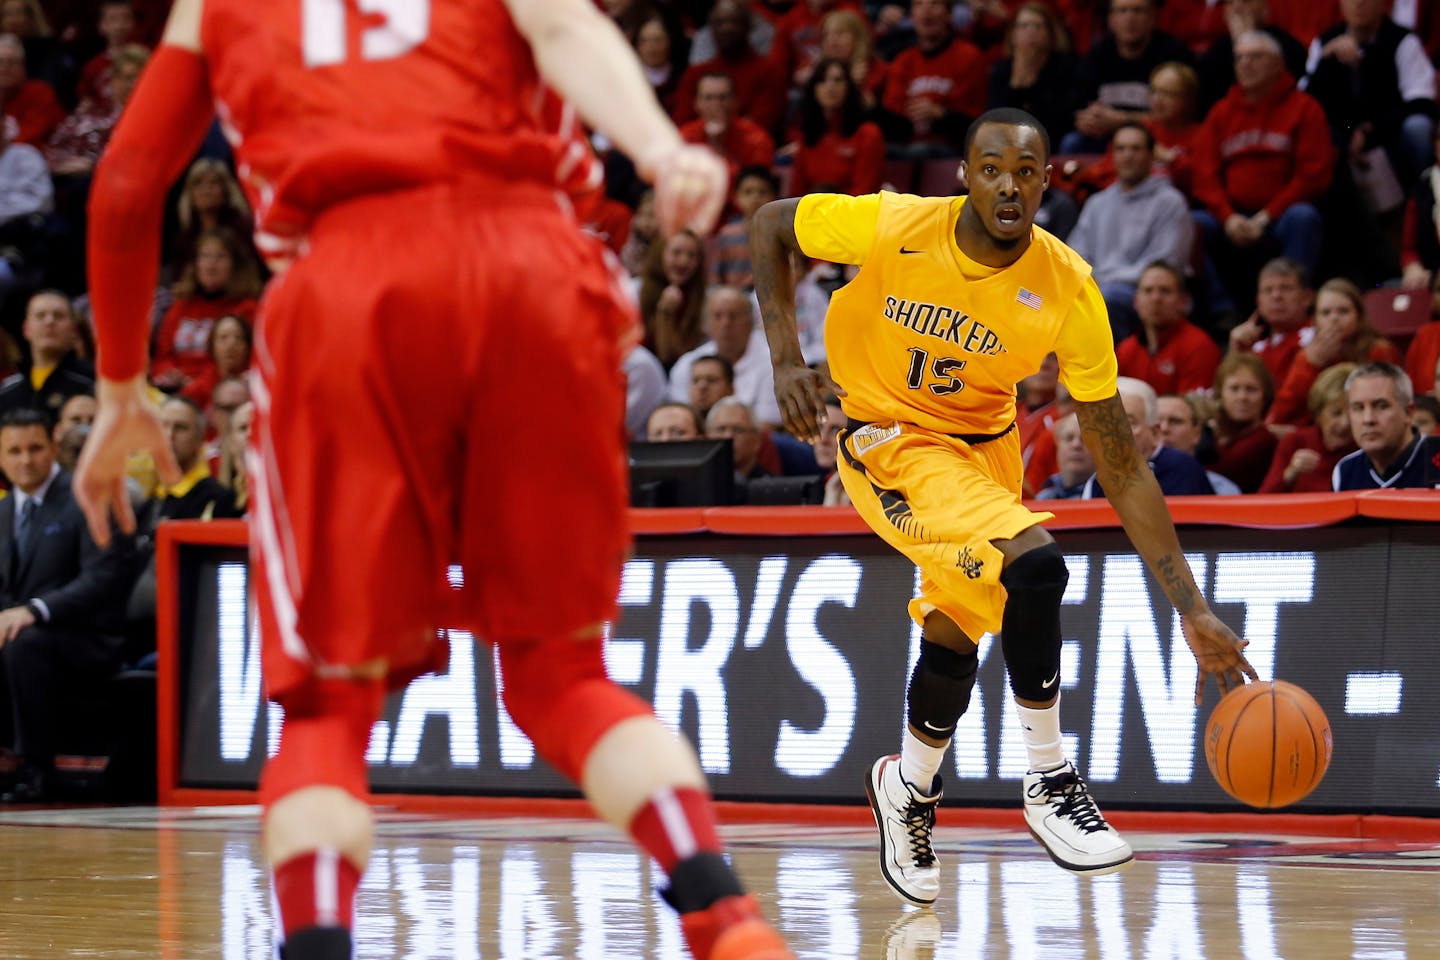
906,641,979,739
999,542,1067,702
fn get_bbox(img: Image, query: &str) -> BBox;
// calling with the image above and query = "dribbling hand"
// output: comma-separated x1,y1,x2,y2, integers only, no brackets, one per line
774,362,830,444
644,143,728,237
1181,609,1258,705
74,376,183,548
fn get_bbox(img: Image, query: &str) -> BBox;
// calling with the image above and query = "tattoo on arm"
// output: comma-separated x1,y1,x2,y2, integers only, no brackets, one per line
749,198,803,332
1156,552,1198,614
1075,394,1143,494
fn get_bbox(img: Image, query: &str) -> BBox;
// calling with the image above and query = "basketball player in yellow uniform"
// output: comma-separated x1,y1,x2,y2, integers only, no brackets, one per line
750,109,1257,906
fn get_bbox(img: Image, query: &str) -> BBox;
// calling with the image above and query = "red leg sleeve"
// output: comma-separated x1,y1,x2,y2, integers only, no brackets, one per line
498,637,653,784
258,677,384,809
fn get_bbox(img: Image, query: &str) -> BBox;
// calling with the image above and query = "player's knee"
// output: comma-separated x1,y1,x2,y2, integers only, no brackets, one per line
498,638,607,732
1000,542,1068,603
259,677,383,810
499,638,652,783
906,641,979,737
1000,543,1067,702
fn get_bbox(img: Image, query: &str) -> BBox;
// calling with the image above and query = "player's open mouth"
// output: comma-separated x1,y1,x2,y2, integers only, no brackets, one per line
994,206,1023,227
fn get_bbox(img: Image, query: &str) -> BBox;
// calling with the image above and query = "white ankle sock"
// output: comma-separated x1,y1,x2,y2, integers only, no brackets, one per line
1016,696,1066,773
900,730,947,794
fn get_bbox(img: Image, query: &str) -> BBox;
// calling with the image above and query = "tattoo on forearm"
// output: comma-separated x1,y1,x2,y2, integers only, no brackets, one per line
1077,395,1142,494
1157,553,1197,614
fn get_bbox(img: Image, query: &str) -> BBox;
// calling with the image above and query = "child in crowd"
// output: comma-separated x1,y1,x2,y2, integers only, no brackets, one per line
709,165,778,290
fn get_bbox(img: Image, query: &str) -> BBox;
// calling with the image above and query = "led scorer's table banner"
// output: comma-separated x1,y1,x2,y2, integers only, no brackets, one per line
159,495,1440,813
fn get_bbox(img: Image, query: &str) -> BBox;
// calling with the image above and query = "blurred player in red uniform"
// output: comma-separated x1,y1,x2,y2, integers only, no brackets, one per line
74,1,794,959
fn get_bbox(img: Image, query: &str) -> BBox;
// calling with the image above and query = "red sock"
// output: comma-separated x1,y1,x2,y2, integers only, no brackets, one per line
273,849,361,937
627,786,723,872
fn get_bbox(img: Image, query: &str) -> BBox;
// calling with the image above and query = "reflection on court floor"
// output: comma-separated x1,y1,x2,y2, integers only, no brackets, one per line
0,807,1437,959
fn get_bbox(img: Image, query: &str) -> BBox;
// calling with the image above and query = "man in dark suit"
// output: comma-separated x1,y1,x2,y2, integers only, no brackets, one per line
0,407,135,802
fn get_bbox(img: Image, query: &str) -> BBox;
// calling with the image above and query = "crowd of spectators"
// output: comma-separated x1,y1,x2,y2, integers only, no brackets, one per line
0,0,1436,797
598,0,1439,500
3,0,1440,520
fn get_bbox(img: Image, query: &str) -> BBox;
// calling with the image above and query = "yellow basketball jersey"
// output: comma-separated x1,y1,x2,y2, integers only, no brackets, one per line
795,192,1117,435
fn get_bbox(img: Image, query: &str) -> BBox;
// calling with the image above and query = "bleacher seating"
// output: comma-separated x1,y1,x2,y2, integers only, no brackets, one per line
1364,288,1431,354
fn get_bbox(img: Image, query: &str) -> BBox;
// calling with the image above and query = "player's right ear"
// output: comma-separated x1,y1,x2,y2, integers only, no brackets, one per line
957,162,969,191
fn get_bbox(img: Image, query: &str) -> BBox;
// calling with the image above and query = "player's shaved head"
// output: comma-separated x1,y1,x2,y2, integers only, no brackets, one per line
964,108,1050,163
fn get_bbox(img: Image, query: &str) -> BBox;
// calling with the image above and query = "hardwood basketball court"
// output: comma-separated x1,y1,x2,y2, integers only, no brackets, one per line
2,804,1437,958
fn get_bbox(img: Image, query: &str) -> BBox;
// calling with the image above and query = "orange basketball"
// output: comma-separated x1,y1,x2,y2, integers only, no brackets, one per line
1205,680,1333,809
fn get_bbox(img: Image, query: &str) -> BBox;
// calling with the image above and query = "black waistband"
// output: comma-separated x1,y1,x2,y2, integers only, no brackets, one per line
845,418,1015,445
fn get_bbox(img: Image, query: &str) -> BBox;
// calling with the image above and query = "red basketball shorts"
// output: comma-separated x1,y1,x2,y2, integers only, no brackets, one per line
249,182,636,701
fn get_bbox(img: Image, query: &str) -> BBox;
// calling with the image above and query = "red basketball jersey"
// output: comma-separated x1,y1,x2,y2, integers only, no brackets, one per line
200,0,576,260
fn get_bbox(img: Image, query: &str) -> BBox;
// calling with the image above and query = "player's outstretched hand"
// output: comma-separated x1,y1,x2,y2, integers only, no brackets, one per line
646,143,728,237
74,376,183,547
1181,609,1258,705
774,361,829,444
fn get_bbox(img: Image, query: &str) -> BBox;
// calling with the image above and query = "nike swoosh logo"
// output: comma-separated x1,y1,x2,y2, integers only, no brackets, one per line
1041,671,1060,689
922,720,953,733
899,246,924,255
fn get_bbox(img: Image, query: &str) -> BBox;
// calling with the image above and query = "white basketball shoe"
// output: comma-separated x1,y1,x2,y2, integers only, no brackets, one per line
865,754,942,905
1022,760,1133,874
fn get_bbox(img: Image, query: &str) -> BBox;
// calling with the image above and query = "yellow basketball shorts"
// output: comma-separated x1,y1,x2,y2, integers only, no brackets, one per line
838,420,1054,641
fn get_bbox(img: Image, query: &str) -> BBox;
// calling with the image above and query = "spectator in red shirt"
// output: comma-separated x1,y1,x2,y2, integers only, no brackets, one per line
819,9,888,111
673,0,787,135
1116,261,1224,395
1145,62,1202,196
1191,31,1333,314
75,0,139,110
790,58,884,196
0,33,62,146
151,227,261,394
771,0,862,92
1402,270,1440,395
1225,256,1315,384
181,312,251,407
44,43,146,177
1259,361,1358,491
879,0,987,154
679,72,776,192
0,0,68,102
1269,277,1402,424
1196,0,1308,114
1198,352,1278,492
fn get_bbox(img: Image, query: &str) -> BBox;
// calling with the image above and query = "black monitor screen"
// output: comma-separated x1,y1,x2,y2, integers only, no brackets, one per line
629,438,734,507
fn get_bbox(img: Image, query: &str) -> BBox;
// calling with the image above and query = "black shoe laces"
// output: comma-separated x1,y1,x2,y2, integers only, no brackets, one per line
902,796,937,867
1029,768,1109,834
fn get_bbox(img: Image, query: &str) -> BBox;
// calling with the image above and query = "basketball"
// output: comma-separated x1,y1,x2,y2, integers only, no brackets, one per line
1205,680,1333,809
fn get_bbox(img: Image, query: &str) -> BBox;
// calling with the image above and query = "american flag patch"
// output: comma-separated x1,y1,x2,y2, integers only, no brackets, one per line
1016,288,1043,310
